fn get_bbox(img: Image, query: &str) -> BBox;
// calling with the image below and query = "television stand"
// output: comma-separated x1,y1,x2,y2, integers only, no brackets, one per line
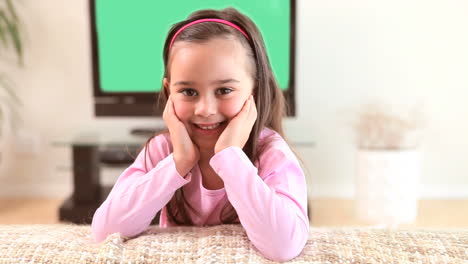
54,132,161,224
130,127,166,138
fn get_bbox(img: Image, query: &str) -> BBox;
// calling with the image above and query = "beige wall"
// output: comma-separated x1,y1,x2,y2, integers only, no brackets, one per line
1,0,467,198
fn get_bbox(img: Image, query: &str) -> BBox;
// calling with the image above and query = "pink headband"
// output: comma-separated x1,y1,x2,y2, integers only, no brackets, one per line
169,18,250,49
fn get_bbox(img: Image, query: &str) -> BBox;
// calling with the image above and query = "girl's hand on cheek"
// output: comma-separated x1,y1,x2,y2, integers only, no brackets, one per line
163,96,200,177
214,95,257,154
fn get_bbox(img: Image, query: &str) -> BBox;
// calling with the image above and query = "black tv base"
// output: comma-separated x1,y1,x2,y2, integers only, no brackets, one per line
59,186,112,224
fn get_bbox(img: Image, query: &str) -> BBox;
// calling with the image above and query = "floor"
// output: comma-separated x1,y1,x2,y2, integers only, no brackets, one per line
309,199,468,228
0,198,467,228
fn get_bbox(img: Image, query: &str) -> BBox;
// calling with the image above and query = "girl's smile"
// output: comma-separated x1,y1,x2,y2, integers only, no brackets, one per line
191,121,228,137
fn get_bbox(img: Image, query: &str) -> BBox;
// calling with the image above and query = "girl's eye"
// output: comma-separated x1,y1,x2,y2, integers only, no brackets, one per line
216,88,233,95
180,89,198,97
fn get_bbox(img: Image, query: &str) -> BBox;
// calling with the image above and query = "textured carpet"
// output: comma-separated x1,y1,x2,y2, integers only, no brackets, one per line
0,224,466,263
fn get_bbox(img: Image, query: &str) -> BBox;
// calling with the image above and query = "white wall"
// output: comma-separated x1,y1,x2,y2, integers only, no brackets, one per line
1,0,467,198
295,0,468,197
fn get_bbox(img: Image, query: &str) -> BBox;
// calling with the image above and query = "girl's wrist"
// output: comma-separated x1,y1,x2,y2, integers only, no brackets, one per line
214,146,224,154
174,162,190,177
173,156,195,177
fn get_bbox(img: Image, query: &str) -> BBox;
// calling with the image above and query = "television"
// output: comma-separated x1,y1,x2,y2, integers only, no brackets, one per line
89,0,296,117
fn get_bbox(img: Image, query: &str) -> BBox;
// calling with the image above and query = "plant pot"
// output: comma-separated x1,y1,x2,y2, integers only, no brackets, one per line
355,149,421,226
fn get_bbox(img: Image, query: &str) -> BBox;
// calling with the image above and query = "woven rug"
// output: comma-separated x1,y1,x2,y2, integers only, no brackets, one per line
0,224,466,263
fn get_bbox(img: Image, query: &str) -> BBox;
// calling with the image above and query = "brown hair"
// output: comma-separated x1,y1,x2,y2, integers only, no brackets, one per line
145,7,287,225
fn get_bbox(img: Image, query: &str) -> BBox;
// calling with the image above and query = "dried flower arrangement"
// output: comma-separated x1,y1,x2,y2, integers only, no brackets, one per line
354,103,424,150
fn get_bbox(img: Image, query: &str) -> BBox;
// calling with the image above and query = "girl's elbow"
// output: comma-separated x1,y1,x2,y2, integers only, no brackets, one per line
262,224,309,261
91,210,119,243
91,229,105,243
91,219,109,243
92,231,106,243
261,242,306,262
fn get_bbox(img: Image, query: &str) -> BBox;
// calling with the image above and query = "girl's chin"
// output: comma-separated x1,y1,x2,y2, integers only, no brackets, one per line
192,137,218,151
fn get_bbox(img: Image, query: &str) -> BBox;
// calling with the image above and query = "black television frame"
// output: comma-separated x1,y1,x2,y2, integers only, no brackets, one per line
90,0,296,117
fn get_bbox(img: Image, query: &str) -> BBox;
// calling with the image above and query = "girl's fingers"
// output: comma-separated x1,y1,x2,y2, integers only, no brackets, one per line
163,97,170,120
167,97,174,116
233,95,254,124
241,95,252,117
247,96,252,115
247,95,256,122
166,96,179,121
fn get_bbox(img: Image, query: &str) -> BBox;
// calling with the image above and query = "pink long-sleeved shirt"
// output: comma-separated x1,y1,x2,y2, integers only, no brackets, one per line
91,128,309,261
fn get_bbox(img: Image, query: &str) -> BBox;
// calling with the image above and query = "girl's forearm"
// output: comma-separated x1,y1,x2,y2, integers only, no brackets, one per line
210,146,309,262
91,154,191,242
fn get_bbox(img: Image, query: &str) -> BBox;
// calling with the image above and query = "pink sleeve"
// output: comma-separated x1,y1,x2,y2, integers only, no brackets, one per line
209,145,309,262
91,134,191,242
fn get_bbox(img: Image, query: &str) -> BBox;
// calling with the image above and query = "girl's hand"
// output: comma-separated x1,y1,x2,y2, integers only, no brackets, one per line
163,96,200,176
214,95,257,154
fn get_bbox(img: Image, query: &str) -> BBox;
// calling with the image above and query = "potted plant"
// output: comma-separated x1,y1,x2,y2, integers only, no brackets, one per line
353,103,424,226
0,0,23,152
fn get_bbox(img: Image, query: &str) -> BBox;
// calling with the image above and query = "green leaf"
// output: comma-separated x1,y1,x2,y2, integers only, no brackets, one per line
0,74,21,105
0,0,23,132
6,0,19,22
8,22,23,65
0,11,9,47
0,1,23,65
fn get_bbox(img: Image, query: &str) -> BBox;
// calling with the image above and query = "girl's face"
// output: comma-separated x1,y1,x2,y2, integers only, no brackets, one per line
165,37,255,151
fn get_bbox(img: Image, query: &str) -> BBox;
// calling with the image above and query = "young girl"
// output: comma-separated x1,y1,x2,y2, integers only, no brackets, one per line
91,8,309,261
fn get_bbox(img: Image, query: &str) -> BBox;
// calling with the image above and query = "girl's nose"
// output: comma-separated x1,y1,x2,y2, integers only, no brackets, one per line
194,96,217,117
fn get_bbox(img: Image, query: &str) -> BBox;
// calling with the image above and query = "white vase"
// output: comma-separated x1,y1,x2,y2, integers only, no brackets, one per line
355,149,421,226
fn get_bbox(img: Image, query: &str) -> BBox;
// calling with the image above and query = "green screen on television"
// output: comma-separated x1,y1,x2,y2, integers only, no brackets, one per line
95,0,291,93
